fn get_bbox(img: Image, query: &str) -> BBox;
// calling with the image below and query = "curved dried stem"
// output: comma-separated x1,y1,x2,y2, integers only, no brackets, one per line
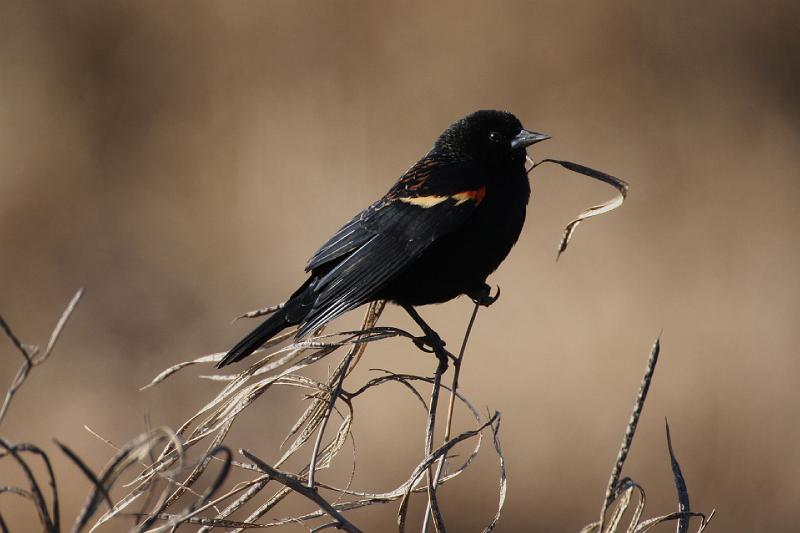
423,298,482,533
308,300,385,489
0,287,531,533
0,289,83,426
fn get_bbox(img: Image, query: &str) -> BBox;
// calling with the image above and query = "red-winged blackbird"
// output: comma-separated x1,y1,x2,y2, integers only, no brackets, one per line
218,110,549,368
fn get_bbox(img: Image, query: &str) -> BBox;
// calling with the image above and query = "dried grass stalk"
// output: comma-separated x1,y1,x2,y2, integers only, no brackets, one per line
580,337,715,533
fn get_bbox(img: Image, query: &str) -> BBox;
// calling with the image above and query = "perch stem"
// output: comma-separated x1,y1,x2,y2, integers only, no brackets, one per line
422,299,481,533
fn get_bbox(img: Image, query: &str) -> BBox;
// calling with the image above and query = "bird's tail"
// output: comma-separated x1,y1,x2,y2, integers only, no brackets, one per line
217,282,315,369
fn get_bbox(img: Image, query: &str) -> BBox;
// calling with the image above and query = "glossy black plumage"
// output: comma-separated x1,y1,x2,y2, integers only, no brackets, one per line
218,110,548,368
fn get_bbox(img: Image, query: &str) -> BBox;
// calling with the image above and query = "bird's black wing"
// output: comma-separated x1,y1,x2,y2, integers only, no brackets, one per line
297,156,486,336
304,213,367,273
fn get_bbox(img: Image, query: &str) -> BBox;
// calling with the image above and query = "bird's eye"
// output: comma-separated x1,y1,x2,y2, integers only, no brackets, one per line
488,131,504,143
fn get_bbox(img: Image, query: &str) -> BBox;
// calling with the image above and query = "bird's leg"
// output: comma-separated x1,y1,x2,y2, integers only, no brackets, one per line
467,283,500,307
402,304,452,370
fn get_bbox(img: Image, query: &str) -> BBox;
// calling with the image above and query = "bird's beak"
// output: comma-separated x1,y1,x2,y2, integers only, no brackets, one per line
510,129,551,150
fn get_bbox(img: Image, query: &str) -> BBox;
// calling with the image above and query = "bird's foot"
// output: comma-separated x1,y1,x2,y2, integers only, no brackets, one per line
412,332,446,353
469,284,500,307
413,332,452,370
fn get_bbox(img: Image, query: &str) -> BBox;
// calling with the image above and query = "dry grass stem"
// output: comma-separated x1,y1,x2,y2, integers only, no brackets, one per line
579,337,715,533
2,290,710,532
528,158,629,260
422,298,482,533
0,289,83,426
64,299,501,531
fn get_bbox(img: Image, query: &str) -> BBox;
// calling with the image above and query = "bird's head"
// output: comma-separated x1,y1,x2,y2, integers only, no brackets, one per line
436,109,550,169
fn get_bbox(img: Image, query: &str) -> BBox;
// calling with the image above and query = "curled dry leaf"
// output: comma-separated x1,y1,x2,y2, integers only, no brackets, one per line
529,158,629,260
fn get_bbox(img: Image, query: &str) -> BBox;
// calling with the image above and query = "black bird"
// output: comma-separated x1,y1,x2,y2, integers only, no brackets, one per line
218,110,549,368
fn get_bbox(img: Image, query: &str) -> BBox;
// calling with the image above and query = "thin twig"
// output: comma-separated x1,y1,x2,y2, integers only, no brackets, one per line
241,449,363,533
54,440,115,532
38,289,84,365
398,413,499,532
481,415,506,533
307,356,353,489
0,314,31,359
308,301,383,489
0,289,83,426
0,314,33,427
137,446,233,533
422,353,448,533
0,440,56,532
423,299,481,533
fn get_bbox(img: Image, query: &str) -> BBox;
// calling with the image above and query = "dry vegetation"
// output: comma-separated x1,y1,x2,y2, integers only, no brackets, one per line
2,289,713,532
2,2,798,529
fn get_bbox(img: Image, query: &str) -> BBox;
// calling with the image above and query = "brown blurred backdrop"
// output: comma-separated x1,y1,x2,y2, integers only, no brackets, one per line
1,1,799,531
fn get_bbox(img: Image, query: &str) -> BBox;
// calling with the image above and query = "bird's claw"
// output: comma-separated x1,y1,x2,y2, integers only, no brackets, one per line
470,284,500,307
413,336,435,353
413,334,447,352
413,333,452,369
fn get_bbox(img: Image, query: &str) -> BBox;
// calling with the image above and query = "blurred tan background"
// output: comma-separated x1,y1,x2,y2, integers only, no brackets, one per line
1,1,799,531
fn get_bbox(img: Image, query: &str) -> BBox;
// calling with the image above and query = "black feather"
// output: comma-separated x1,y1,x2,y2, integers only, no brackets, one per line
216,281,315,368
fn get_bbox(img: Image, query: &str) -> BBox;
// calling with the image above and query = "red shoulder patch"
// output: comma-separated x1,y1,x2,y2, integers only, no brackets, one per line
451,186,486,206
